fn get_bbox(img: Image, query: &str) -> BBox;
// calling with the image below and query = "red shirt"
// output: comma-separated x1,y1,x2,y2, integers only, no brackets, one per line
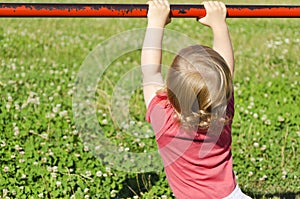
146,92,236,199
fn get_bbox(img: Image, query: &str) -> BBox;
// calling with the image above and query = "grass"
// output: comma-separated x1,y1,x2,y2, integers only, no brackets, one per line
0,0,299,198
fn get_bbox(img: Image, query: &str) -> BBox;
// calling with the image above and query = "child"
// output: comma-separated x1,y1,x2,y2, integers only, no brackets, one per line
141,0,252,198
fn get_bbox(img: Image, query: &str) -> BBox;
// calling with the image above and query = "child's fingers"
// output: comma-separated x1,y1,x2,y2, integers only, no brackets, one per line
156,0,170,9
148,0,161,8
162,0,170,8
206,1,215,9
219,2,227,12
147,0,155,8
156,0,164,7
203,1,212,11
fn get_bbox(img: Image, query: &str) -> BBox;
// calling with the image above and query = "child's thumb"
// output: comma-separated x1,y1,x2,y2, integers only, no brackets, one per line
197,17,207,25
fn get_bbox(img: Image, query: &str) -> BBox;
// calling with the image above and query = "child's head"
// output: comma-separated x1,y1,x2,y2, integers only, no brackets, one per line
166,45,233,130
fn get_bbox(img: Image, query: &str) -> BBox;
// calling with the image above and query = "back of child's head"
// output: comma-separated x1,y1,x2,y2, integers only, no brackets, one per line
166,45,233,131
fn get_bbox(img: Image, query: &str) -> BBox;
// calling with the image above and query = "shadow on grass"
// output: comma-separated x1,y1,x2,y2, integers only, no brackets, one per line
117,172,160,198
247,191,300,199
116,177,300,199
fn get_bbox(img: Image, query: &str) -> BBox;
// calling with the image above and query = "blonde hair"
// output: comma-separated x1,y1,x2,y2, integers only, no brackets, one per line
165,45,233,131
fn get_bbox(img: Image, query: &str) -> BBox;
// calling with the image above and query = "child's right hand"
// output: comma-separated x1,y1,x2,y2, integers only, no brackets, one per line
198,1,227,30
147,0,171,28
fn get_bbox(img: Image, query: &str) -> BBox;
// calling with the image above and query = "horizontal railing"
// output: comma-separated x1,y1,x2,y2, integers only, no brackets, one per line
0,3,299,18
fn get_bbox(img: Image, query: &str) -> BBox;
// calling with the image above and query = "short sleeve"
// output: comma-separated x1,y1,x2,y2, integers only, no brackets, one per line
146,92,174,138
146,93,167,123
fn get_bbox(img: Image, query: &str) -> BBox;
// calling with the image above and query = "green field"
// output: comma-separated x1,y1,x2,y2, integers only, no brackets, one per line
0,0,299,198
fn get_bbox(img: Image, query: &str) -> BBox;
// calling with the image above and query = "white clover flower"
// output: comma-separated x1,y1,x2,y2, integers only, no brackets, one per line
264,120,271,125
284,38,290,44
3,166,9,172
56,181,61,187
38,193,44,198
253,142,259,148
0,141,6,147
96,171,102,177
277,116,285,122
129,120,135,125
123,123,129,129
248,171,253,177
5,104,11,110
51,173,57,178
259,175,267,181
118,146,124,152
74,153,80,158
7,95,12,102
45,113,55,118
105,167,111,173
2,189,9,196
139,142,145,147
266,41,273,48
85,171,92,177
282,170,287,176
52,166,58,172
110,190,117,198
59,110,68,117
267,82,272,87
41,133,48,139
274,40,282,45
84,146,89,152
15,145,22,151
52,107,59,113
260,145,267,151
84,188,89,193
102,119,108,125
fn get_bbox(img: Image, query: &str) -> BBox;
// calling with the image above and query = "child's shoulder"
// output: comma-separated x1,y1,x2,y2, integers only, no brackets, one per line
150,91,171,109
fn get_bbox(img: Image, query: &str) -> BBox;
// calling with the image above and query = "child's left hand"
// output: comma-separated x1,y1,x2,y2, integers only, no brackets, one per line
147,0,171,28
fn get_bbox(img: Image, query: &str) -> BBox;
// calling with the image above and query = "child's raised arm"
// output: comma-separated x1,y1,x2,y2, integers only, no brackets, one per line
141,0,171,108
198,1,234,76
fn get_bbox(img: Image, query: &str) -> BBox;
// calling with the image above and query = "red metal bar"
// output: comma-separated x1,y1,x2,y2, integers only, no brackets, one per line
0,3,299,18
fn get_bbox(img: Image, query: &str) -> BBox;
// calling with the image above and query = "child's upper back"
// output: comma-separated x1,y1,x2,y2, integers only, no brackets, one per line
146,91,236,198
